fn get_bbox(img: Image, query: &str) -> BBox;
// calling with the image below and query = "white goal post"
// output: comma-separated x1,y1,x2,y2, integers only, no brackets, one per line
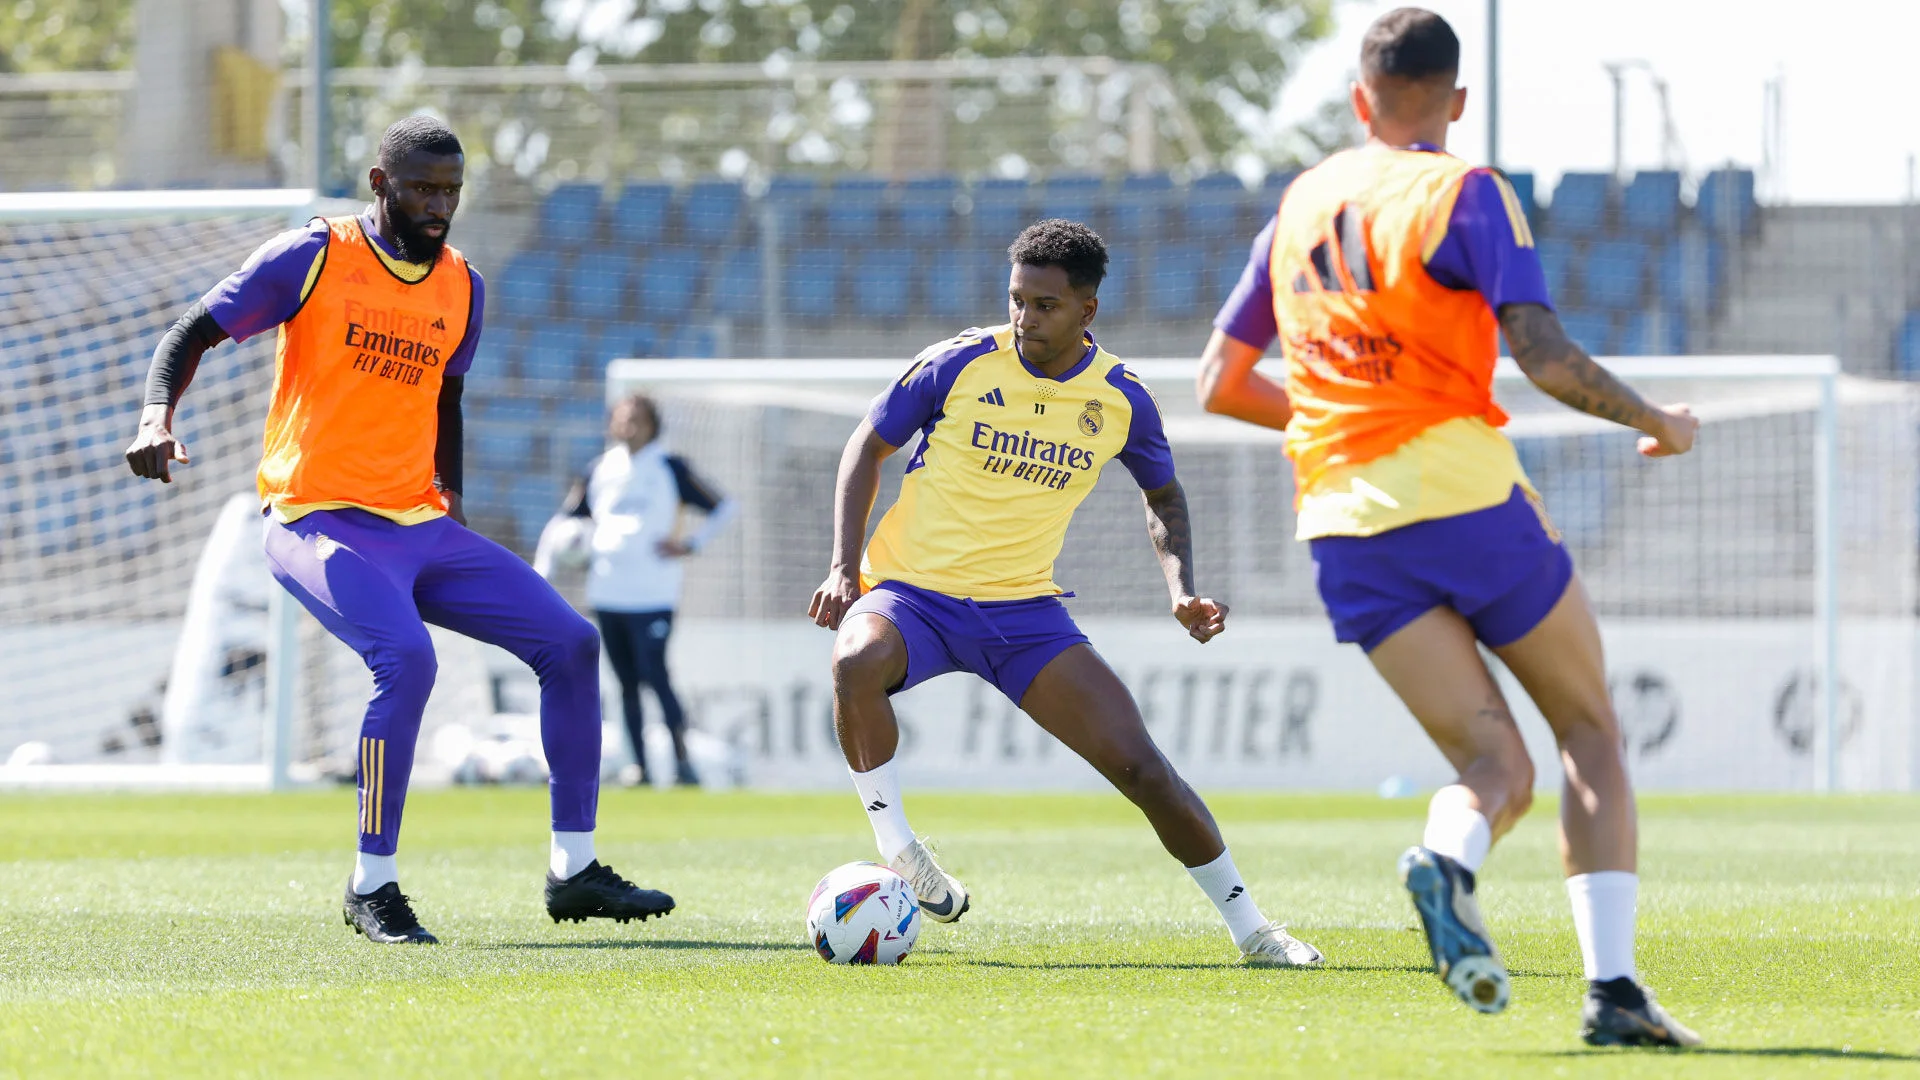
602,353,1900,794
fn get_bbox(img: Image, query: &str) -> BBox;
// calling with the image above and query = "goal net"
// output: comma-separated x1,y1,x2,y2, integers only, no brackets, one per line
601,355,1920,794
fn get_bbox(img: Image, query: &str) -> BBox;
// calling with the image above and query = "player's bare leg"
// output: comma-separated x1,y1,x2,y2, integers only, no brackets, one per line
1019,644,1322,966
1491,578,1700,1046
1367,606,1532,1012
829,612,969,921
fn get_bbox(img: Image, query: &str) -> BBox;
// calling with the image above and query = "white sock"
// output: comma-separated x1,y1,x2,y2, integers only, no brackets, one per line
551,831,596,880
1187,848,1270,945
1422,786,1493,873
849,760,915,861
351,852,397,896
1566,871,1638,981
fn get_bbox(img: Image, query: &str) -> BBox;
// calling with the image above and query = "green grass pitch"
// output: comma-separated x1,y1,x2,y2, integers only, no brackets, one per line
3,789,1918,1077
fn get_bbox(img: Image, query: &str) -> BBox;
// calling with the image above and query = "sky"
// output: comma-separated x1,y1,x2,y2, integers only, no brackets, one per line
1273,0,1919,205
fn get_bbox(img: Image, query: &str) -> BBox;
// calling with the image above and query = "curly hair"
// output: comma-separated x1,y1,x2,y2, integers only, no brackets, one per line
1007,218,1108,293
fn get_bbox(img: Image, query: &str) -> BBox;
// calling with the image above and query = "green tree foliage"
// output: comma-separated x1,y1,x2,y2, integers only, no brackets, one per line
0,0,132,73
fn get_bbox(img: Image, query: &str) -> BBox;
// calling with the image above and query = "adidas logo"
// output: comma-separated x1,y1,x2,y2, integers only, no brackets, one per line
431,317,446,330
977,388,1006,406
1224,885,1244,902
866,800,888,812
343,268,371,285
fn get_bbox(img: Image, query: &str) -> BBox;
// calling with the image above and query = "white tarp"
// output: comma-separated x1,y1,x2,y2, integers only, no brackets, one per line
664,617,1918,792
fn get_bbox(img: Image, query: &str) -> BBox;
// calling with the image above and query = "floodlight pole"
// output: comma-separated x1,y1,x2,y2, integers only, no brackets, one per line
307,0,333,196
1486,0,1500,169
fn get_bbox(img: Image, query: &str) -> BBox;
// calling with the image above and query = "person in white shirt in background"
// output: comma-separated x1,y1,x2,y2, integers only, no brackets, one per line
536,393,736,787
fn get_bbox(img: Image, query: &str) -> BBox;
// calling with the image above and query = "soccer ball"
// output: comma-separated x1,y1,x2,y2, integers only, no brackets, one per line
805,861,921,965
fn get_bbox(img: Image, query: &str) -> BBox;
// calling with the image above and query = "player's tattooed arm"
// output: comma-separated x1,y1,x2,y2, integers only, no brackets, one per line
1500,303,1698,457
1143,480,1228,643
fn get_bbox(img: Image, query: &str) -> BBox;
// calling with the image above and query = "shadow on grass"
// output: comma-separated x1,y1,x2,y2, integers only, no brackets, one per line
943,959,1555,976
1518,1048,1920,1062
481,939,809,952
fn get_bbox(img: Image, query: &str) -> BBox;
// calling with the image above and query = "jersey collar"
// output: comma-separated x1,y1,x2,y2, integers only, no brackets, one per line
1015,331,1098,382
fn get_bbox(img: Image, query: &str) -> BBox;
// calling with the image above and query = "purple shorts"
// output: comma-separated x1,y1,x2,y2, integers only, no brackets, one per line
847,580,1089,706
1310,485,1574,652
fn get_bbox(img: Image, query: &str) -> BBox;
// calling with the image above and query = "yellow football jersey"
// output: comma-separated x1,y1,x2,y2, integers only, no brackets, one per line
861,326,1175,600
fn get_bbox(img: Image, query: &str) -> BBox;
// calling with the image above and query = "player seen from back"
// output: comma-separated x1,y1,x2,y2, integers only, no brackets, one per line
807,219,1323,968
124,115,674,944
1197,8,1700,1045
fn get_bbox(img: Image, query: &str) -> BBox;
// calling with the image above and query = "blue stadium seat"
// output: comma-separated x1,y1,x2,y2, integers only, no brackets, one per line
666,323,718,359
825,175,888,242
1096,259,1132,324
896,176,959,244
710,246,765,318
683,180,746,246
569,250,633,322
497,252,563,320
1620,309,1688,356
1622,171,1681,235
1547,172,1612,236
507,475,560,547
845,248,919,308
1512,435,1613,551
1113,172,1175,241
1189,174,1251,243
521,323,591,384
473,399,543,470
611,182,673,247
1896,312,1920,379
1502,171,1538,225
466,329,520,388
1142,242,1208,319
636,251,706,315
763,175,818,243
921,249,998,321
1556,309,1616,354
1696,168,1757,236
594,322,657,365
1536,239,1578,300
784,247,843,317
1654,239,1724,308
1582,239,1650,311
966,178,1030,243
1038,174,1105,226
540,184,603,249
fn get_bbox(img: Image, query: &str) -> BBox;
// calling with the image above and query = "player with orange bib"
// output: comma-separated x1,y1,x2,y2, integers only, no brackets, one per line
126,117,674,943
1197,9,1702,1046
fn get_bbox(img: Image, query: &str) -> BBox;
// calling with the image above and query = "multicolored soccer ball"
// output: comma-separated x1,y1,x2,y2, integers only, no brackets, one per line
805,861,921,965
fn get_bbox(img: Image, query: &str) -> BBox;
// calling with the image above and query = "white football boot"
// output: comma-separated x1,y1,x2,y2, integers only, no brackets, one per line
1238,920,1326,967
888,838,970,923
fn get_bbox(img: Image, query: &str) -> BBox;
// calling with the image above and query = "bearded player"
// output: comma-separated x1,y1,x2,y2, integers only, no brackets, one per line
808,220,1322,968
1197,8,1700,1045
125,116,673,943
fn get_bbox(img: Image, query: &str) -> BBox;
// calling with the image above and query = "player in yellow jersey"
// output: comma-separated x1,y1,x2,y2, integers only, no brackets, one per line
807,220,1322,967
1198,9,1700,1045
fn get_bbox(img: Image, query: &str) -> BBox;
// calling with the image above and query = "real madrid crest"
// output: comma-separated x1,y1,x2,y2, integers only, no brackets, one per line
1077,399,1104,437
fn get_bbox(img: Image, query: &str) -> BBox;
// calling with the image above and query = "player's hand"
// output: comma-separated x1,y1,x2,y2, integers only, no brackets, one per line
1639,403,1697,458
809,568,862,631
656,538,694,558
125,405,189,483
444,491,467,527
1173,595,1228,644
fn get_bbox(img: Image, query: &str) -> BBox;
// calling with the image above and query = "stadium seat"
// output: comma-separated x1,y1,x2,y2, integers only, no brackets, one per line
611,182,674,248
636,251,706,316
1583,239,1650,311
1622,171,1682,235
1512,434,1614,551
1696,168,1757,236
966,178,1031,243
497,252,563,320
568,250,633,322
1502,171,1538,225
1142,242,1208,319
845,248,919,309
1038,174,1105,227
1547,172,1612,236
1654,239,1724,309
1896,312,1920,379
1536,239,1578,300
473,399,543,470
825,175,889,243
1556,309,1616,354
666,323,718,359
1113,172,1176,242
710,246,765,319
763,175,818,244
521,322,591,384
1620,308,1688,356
540,184,603,249
1189,174,1252,244
921,248,998,321
683,180,746,246
593,322,657,364
896,176,959,244
507,475,561,547
783,247,843,317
